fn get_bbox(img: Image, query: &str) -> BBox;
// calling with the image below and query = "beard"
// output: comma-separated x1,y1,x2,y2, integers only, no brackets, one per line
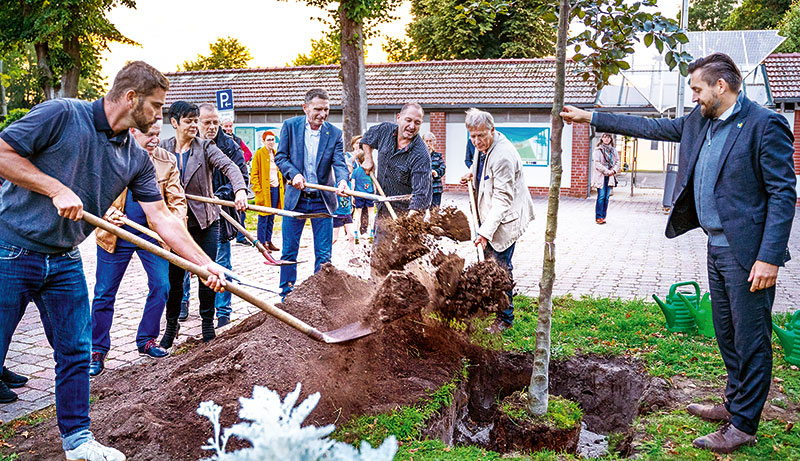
699,95,722,119
132,99,154,132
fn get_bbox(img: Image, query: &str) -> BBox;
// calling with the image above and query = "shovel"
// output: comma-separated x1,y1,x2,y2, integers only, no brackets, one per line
119,216,291,285
303,182,412,203
84,211,373,343
368,173,398,220
216,209,299,266
467,180,485,262
185,194,332,220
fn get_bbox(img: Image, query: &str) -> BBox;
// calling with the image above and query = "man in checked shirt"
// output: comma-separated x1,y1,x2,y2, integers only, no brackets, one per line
360,103,433,223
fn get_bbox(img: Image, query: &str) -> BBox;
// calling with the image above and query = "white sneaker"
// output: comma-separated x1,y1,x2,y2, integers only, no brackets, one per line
65,439,126,461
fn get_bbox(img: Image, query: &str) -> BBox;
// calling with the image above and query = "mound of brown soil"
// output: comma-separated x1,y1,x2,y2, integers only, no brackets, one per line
431,255,514,320
9,265,477,461
429,206,471,242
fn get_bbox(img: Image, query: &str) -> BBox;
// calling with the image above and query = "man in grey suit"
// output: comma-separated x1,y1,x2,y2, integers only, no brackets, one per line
460,108,536,334
561,53,796,453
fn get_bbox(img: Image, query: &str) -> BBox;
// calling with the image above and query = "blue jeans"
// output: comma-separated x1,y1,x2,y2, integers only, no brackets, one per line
235,211,248,243
708,244,775,435
484,242,515,324
165,222,219,323
0,240,93,449
431,192,442,208
214,240,232,318
182,272,191,306
256,187,280,244
595,176,611,220
91,245,169,352
279,196,332,298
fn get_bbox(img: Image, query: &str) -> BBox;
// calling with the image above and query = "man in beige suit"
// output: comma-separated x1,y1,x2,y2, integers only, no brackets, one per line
461,108,535,333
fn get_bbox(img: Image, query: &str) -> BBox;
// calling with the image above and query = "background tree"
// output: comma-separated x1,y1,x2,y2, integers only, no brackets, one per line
465,0,689,416
289,0,403,146
397,0,555,61
685,0,735,31
181,37,253,71
291,32,342,66
723,0,792,30
0,45,44,111
0,0,136,100
777,0,800,52
382,37,420,62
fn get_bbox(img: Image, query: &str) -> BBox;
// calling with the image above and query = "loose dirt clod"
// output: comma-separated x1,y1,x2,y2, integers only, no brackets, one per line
371,214,431,276
373,271,429,324
429,206,471,242
432,257,514,320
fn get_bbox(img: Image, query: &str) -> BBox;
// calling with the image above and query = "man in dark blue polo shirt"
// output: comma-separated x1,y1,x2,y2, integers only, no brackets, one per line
0,61,229,461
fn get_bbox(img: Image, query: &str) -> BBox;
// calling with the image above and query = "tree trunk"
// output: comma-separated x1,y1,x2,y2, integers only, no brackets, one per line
339,2,368,146
34,42,56,100
527,0,571,416
0,60,7,116
60,35,81,99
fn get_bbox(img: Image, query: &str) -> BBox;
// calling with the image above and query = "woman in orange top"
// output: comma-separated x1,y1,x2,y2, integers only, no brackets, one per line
251,130,285,251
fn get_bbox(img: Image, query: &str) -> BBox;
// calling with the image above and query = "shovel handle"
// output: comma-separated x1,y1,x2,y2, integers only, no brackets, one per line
185,194,299,218
304,182,386,203
218,208,267,254
369,173,397,220
81,211,326,342
119,216,165,245
467,180,485,262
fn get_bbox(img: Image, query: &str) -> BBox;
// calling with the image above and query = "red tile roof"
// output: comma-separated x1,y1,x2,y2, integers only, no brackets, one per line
164,59,597,110
764,53,800,102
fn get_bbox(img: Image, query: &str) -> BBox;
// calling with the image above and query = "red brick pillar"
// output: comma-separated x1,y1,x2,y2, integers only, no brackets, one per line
569,122,591,198
430,111,448,182
794,110,800,206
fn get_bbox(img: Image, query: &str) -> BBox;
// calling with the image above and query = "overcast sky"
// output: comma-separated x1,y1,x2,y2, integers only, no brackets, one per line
100,0,680,81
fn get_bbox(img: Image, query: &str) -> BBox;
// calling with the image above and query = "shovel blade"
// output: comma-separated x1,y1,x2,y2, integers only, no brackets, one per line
322,321,373,343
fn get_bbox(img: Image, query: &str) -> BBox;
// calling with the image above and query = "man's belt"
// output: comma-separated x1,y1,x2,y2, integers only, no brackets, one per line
300,190,321,199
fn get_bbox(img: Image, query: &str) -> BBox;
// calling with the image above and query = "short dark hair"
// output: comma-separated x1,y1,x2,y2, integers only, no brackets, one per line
304,88,329,104
107,61,169,102
687,53,742,93
168,101,199,124
400,102,423,116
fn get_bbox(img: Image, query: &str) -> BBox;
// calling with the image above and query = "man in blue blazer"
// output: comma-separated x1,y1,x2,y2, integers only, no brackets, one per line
274,88,349,298
562,53,796,453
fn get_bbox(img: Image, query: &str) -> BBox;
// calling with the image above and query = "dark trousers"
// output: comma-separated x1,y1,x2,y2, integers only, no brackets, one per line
707,244,775,435
165,221,219,323
595,176,611,219
279,197,332,298
431,192,442,208
256,186,280,244
91,244,169,352
485,242,515,324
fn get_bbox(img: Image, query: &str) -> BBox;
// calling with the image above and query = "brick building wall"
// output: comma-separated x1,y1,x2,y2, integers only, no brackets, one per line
439,119,591,199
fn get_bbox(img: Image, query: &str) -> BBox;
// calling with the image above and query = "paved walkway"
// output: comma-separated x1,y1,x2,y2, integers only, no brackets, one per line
3,189,799,423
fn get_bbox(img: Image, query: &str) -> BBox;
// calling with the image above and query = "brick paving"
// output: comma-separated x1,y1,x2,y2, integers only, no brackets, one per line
2,189,799,424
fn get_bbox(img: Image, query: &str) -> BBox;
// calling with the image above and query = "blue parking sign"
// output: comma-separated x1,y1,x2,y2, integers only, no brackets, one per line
216,89,234,111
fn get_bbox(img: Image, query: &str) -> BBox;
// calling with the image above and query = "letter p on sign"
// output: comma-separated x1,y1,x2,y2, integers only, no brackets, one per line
216,89,234,111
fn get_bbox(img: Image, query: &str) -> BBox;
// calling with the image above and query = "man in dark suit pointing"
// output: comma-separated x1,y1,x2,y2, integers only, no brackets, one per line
274,88,349,299
561,53,796,453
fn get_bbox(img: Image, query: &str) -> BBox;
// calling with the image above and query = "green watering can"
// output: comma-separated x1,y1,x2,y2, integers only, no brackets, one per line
772,310,800,366
678,292,715,338
652,281,701,333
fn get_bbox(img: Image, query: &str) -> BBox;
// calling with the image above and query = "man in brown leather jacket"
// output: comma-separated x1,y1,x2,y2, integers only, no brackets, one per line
88,120,186,376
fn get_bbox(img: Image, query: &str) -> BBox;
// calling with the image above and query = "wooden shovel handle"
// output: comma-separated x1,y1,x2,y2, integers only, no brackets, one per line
467,180,485,262
369,173,397,220
185,194,297,218
82,211,325,341
303,182,385,203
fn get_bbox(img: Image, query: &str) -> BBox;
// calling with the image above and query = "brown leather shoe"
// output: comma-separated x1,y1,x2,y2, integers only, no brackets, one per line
687,402,732,422
692,423,756,453
267,241,280,252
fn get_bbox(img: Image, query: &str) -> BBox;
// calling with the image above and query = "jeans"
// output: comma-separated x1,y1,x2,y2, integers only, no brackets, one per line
0,240,93,449
431,192,442,208
279,197,332,298
214,240,232,318
182,272,191,306
484,242,516,324
707,244,775,435
165,221,219,323
256,187,280,244
91,245,169,352
595,176,611,220
235,211,248,243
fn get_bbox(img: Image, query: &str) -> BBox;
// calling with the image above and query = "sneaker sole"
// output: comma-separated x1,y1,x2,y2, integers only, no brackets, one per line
88,369,105,378
3,381,27,389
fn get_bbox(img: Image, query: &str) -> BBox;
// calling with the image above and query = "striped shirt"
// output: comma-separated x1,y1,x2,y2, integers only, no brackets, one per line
361,122,432,212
